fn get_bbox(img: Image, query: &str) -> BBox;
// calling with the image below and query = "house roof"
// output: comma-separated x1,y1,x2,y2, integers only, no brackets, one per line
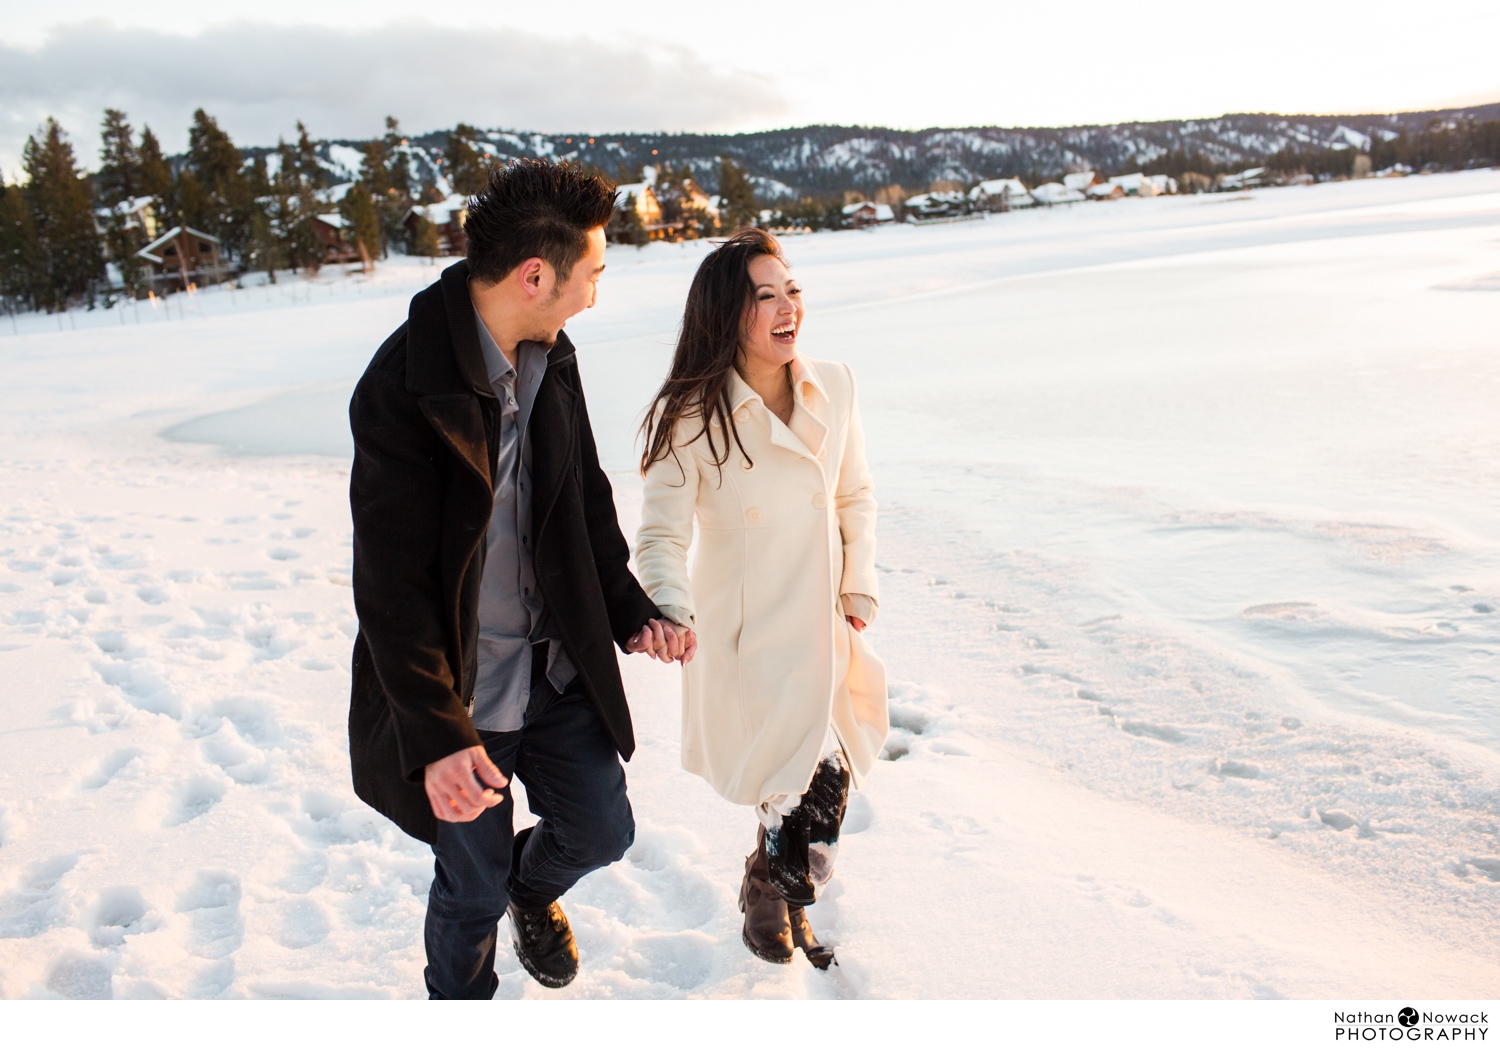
1031,183,1086,204
407,193,470,225
316,213,349,229
970,178,1030,199
1062,171,1097,191
135,226,221,264
1107,172,1147,190
842,201,895,220
614,182,657,205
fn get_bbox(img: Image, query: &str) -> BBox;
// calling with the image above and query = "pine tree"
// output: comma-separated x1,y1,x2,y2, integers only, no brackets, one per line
340,180,381,267
718,158,759,231
294,121,325,189
383,116,412,199
447,124,488,196
97,110,149,298
360,136,404,256
184,109,250,261
23,118,105,311
137,126,174,221
0,172,42,310
409,213,441,257
97,108,141,207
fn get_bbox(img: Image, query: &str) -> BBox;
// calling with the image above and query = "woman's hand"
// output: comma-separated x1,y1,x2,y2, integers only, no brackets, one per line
846,615,867,632
628,617,698,664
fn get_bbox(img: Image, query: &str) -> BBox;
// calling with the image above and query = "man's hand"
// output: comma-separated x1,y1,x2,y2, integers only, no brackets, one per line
627,617,697,665
425,745,508,823
847,615,867,632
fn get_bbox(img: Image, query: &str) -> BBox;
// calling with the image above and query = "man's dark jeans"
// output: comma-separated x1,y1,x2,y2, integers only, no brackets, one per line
423,650,634,999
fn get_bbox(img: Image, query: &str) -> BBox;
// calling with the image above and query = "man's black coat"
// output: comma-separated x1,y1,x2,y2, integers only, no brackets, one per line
347,260,659,845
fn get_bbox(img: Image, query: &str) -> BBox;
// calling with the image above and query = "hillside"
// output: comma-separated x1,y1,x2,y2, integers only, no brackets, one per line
302,103,1500,199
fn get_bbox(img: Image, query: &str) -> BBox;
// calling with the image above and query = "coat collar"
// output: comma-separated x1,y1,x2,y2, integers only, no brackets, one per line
727,354,829,463
406,259,577,397
726,354,828,413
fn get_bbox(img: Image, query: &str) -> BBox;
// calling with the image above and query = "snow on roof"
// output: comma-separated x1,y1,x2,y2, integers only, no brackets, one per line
842,201,894,220
1107,172,1146,190
409,193,470,225
614,182,652,205
316,213,348,229
1062,171,1097,191
135,226,220,263
970,178,1030,200
1031,183,1086,205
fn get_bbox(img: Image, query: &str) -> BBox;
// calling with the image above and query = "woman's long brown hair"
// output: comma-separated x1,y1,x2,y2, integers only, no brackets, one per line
639,227,786,479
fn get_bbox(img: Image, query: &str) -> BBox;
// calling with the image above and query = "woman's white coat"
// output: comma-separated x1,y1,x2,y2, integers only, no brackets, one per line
635,355,888,806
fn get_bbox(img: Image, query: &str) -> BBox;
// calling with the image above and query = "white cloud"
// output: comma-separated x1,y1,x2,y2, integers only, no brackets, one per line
0,20,788,174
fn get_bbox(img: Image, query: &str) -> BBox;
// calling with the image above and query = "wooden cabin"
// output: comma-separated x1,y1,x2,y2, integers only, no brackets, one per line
403,194,469,256
135,226,228,294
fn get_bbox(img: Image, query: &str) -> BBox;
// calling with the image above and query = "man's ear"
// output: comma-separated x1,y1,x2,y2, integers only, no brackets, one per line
517,257,546,298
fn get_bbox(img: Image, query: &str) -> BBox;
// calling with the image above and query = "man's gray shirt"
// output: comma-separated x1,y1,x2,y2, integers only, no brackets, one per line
471,309,576,732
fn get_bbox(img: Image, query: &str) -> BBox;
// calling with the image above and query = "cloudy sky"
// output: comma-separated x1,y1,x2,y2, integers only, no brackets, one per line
3,0,1497,175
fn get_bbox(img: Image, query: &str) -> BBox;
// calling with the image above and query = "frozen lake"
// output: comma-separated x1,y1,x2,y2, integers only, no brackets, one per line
1,172,1497,998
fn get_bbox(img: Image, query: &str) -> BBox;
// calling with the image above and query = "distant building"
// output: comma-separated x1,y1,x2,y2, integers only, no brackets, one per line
1086,182,1125,200
1214,167,1267,191
969,178,1034,211
1062,171,1102,192
1031,182,1087,205
404,194,470,256
135,226,229,294
311,213,364,266
95,195,159,241
904,191,968,219
1106,173,1155,196
841,201,896,227
609,182,665,241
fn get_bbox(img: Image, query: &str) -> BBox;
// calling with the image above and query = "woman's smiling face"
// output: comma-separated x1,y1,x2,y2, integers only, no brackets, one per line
738,253,804,374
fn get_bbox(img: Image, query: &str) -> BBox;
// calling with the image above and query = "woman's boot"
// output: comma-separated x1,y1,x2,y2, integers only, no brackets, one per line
787,905,837,970
739,826,794,964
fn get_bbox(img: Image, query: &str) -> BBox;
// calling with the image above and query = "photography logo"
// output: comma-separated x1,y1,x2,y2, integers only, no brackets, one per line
1335,1006,1489,1041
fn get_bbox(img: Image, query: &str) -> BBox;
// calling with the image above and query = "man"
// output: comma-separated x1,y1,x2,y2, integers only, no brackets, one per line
348,159,694,998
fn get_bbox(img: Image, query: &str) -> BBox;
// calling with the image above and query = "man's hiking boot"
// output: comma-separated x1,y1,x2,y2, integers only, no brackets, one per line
507,901,579,988
739,826,794,964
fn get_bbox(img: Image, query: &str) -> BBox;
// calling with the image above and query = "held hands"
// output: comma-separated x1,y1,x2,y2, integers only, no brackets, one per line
627,617,697,665
425,745,508,822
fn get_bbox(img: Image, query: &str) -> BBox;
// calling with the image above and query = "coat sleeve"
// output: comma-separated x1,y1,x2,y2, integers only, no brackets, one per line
635,415,700,629
835,364,880,617
349,364,482,781
574,378,662,649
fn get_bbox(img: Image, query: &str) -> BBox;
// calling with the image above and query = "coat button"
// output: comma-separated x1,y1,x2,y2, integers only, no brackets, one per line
812,493,827,509
741,458,754,471
746,507,764,523
735,408,750,423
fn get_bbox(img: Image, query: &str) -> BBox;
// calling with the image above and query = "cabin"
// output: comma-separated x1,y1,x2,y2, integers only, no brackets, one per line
904,191,968,219
1086,183,1125,200
1031,182,1087,205
1106,172,1155,196
1062,171,1102,192
403,194,470,256
841,201,896,227
135,226,229,294
609,182,666,242
95,195,159,241
311,214,365,267
969,178,1034,211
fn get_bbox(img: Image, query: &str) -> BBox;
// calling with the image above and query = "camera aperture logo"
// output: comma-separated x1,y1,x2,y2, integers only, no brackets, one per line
1336,1006,1489,1042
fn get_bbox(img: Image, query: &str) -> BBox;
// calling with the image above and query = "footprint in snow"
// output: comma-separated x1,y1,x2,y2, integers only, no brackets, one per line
175,871,244,960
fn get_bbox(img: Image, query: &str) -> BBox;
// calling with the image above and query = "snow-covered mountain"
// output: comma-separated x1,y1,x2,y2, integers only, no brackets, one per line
302,103,1499,199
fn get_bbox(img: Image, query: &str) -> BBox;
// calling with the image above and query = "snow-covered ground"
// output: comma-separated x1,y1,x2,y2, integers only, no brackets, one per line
2,172,1498,999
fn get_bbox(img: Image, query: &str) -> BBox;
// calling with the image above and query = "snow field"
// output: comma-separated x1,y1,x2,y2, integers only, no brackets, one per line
2,172,1499,998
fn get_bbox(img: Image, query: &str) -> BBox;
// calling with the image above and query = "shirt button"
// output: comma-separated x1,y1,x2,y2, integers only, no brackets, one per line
735,408,750,423
812,493,827,509
746,507,764,523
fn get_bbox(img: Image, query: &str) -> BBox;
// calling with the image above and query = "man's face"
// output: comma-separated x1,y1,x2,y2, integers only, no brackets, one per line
533,226,607,344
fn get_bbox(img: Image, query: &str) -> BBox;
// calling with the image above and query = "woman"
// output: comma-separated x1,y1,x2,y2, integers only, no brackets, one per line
635,228,888,969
